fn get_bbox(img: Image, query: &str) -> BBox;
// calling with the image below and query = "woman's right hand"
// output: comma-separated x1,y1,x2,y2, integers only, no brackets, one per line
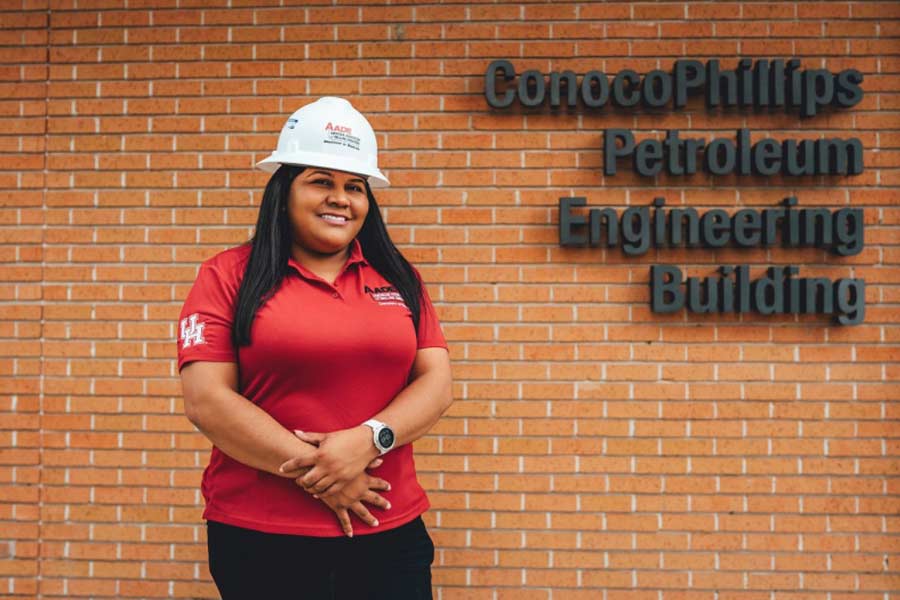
314,472,391,537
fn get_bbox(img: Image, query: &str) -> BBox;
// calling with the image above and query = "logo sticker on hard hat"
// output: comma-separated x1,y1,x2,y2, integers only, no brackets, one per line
324,122,360,151
286,118,298,130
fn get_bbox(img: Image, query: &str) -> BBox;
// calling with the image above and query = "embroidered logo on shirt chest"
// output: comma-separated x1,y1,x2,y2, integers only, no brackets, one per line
180,313,206,348
364,285,406,308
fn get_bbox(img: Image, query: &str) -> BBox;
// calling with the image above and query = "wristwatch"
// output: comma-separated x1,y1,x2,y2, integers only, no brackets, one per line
363,419,396,455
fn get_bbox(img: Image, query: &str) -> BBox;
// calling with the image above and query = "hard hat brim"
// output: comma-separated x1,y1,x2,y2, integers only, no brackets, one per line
255,152,390,188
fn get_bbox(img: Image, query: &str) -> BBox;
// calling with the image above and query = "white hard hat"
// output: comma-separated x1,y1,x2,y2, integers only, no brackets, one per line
255,97,390,188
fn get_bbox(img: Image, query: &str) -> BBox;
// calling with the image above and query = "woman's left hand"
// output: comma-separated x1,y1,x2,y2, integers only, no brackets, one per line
278,427,379,496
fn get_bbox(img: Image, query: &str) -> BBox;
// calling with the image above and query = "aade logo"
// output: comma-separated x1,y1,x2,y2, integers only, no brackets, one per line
365,285,406,308
325,122,352,134
323,122,360,151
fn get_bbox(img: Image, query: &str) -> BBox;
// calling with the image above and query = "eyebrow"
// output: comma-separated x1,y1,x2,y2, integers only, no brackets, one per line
309,170,366,185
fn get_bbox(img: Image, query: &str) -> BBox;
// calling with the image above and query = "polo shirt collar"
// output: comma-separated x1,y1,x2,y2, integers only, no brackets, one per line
346,237,369,268
287,237,369,281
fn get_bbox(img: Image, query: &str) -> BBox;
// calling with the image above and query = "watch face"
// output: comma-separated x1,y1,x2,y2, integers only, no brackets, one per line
377,427,395,449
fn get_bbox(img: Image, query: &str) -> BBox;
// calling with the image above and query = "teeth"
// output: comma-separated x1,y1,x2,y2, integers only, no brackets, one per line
321,214,347,222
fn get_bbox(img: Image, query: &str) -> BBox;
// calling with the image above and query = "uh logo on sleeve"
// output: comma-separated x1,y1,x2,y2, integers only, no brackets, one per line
180,313,206,348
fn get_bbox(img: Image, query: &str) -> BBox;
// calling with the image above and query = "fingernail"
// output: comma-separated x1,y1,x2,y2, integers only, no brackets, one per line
372,520,379,527
386,503,391,510
278,466,284,473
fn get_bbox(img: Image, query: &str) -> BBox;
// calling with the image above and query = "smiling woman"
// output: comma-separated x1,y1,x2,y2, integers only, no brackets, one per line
288,169,370,271
175,97,452,599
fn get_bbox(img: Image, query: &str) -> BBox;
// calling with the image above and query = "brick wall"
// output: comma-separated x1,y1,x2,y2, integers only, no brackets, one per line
2,1,898,598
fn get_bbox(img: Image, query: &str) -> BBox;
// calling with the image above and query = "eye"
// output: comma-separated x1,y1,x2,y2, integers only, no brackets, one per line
347,184,364,193
313,178,333,186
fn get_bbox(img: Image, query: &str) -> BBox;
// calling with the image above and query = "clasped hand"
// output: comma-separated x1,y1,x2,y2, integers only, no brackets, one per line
278,426,387,536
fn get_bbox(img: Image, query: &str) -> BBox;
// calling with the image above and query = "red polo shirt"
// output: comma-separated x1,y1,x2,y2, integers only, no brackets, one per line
176,239,447,537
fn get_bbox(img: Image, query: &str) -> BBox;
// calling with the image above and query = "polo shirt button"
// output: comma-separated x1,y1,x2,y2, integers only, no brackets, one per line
332,292,339,298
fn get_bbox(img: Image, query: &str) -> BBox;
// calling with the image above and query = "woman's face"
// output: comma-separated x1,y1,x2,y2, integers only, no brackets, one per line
286,167,369,256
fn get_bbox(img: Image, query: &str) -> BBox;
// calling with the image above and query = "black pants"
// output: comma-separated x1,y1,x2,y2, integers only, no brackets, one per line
207,517,434,600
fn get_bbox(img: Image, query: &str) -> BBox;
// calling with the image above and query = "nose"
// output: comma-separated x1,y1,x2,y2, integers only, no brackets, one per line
326,188,350,207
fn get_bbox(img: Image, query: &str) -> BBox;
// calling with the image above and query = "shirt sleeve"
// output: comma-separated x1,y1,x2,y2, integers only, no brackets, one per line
177,261,239,372
415,273,447,350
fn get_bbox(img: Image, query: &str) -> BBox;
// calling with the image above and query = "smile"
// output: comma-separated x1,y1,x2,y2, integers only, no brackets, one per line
319,214,349,224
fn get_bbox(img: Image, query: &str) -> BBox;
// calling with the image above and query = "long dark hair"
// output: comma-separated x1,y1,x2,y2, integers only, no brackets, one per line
232,165,422,347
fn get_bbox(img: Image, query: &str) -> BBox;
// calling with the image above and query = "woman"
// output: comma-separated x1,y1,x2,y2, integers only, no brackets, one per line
177,97,452,599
